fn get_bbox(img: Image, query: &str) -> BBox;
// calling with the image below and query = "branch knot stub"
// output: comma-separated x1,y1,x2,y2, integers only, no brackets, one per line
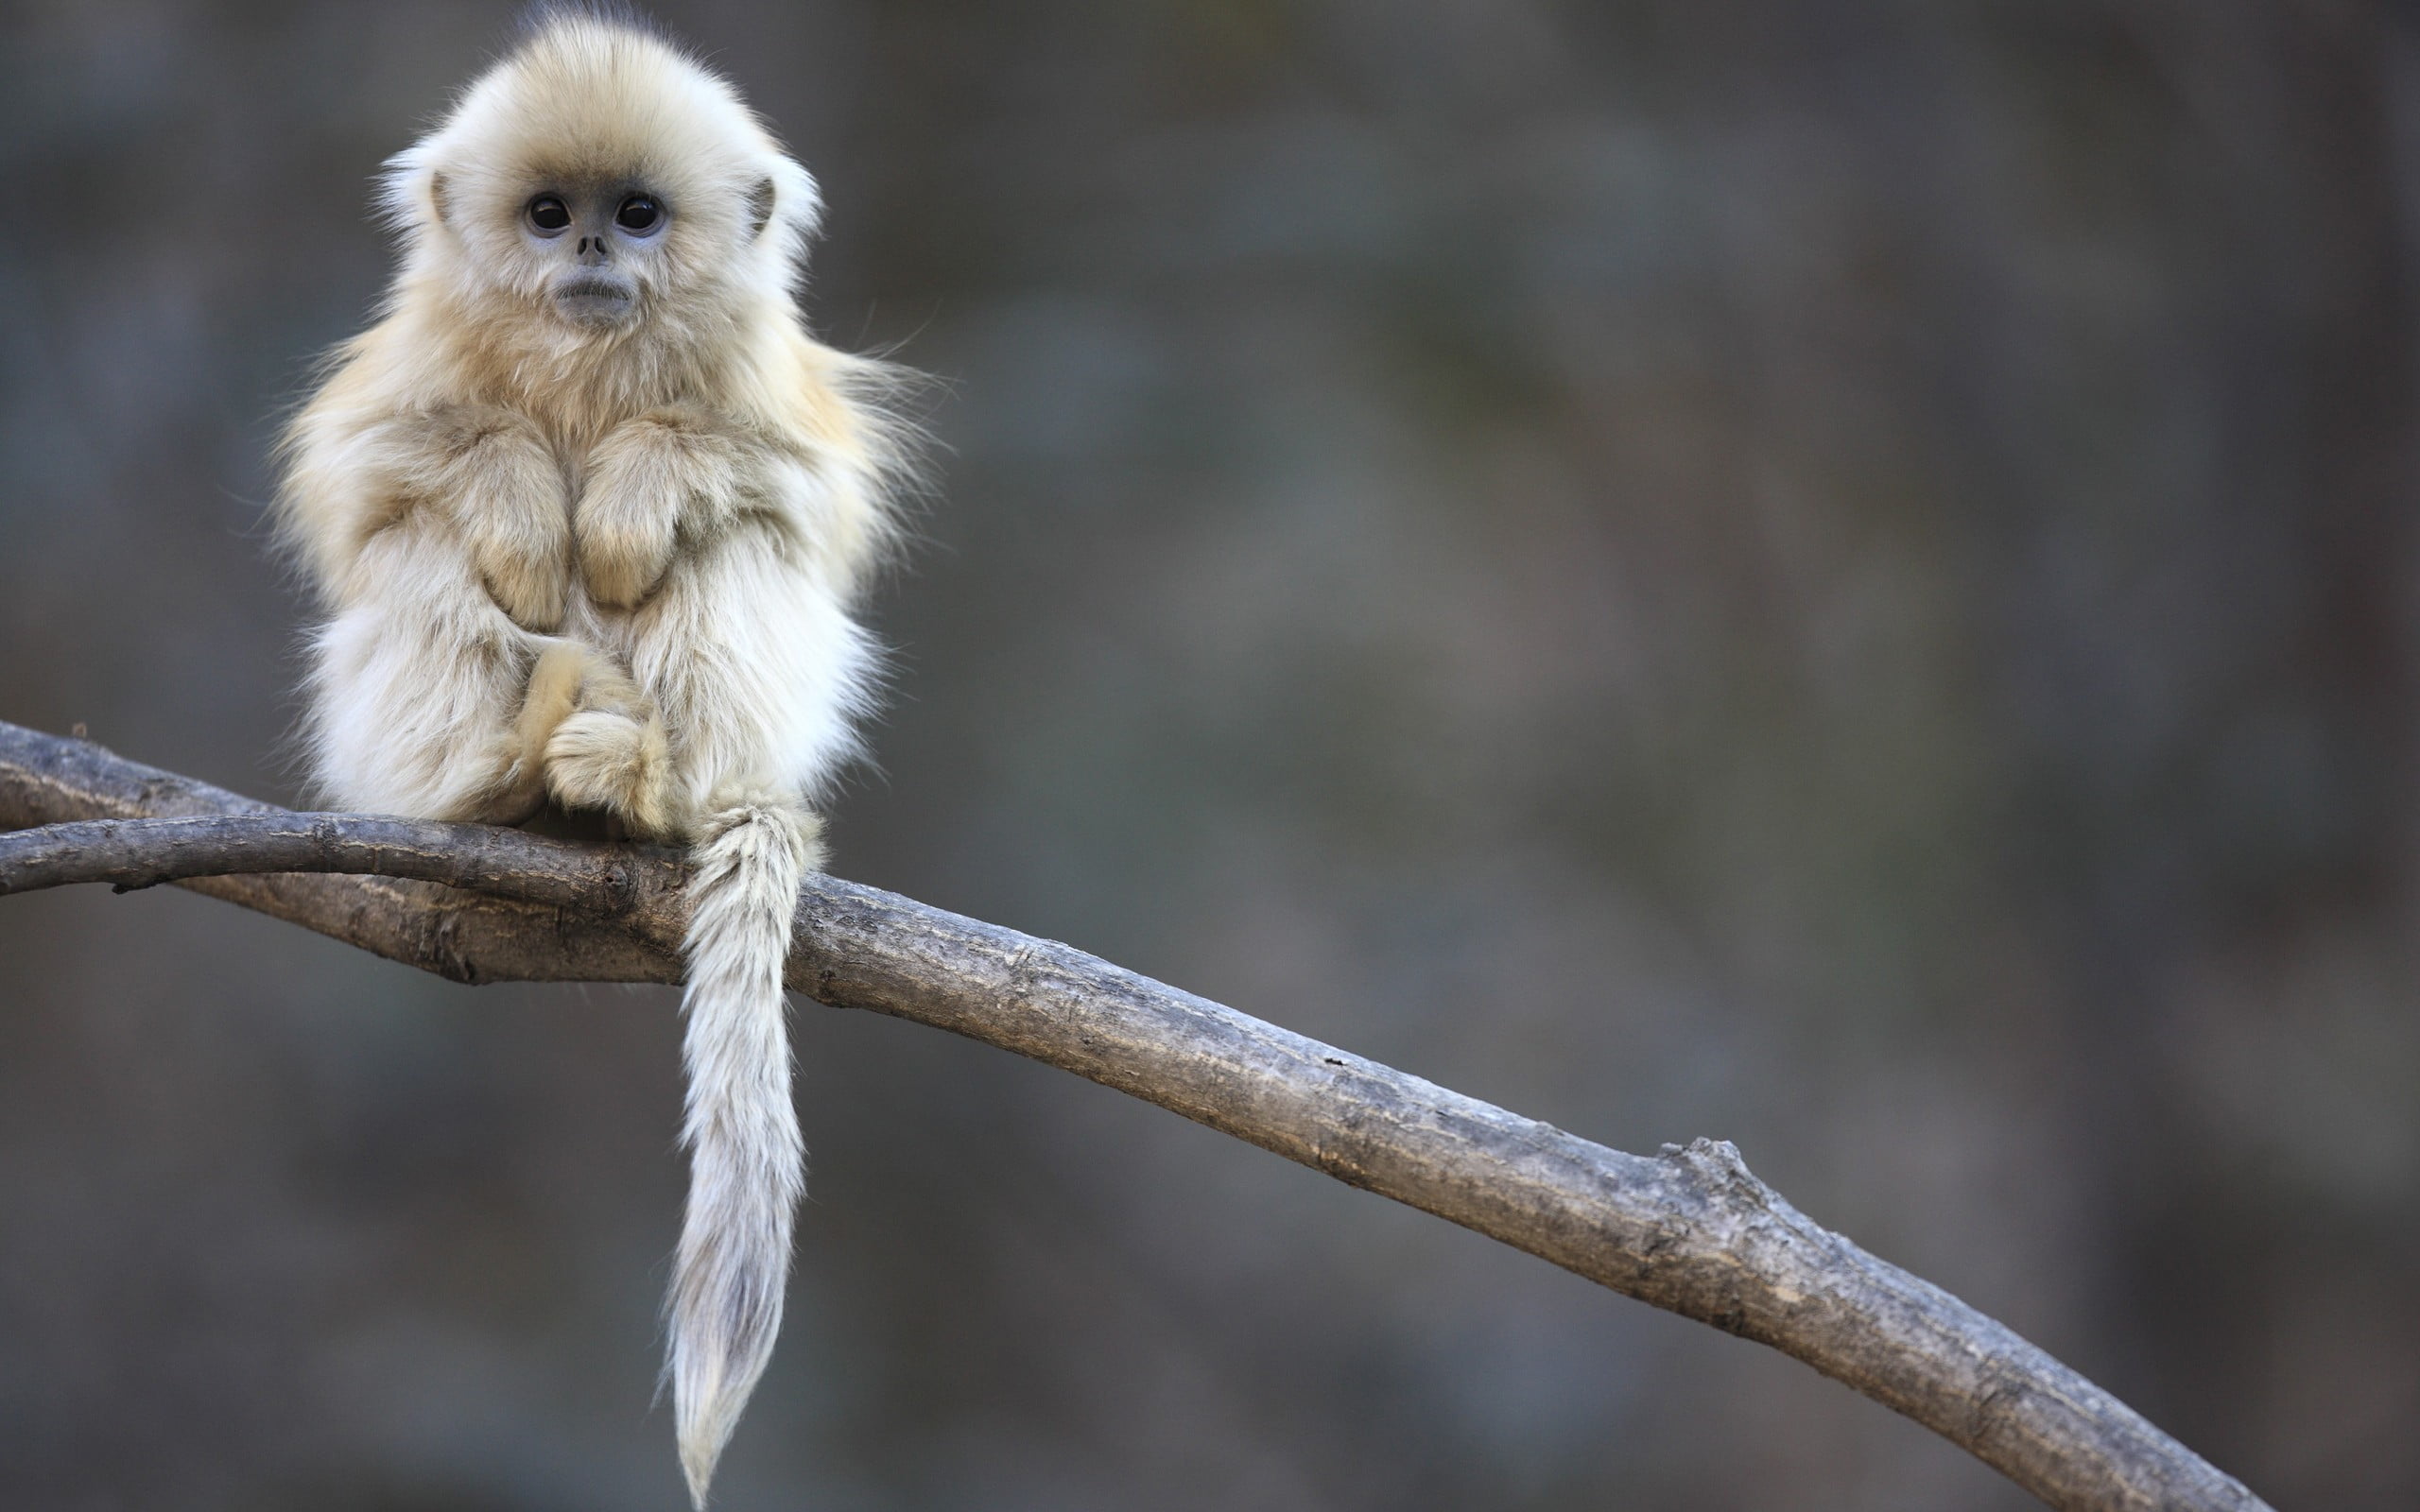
1665,1136,1754,1186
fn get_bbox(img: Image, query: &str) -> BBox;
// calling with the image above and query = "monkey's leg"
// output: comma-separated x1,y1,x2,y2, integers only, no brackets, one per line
614,517,872,841
306,516,563,822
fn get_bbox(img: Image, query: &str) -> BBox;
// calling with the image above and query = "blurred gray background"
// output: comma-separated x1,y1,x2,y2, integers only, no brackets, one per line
2,1,2413,1507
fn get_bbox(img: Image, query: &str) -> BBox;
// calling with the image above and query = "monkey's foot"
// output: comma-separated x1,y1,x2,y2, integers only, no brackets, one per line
577,408,738,609
480,549,571,633
573,464,678,609
545,707,676,837
574,517,676,610
427,404,576,631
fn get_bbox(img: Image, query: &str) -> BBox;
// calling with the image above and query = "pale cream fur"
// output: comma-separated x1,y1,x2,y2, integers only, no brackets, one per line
274,13,907,1503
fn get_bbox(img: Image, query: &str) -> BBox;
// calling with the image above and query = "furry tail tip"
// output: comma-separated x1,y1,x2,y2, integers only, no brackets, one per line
667,796,823,1506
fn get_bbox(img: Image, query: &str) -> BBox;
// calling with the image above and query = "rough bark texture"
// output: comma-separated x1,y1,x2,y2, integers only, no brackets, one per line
0,719,2269,1512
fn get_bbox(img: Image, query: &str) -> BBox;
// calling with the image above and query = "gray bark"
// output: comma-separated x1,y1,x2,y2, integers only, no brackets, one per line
0,718,2269,1512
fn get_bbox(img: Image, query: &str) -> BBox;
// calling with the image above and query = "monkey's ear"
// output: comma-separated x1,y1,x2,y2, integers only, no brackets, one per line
428,171,452,226
747,177,775,240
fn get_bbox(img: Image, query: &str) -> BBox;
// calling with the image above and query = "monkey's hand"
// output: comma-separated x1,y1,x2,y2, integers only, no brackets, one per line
419,407,573,632
519,640,680,838
577,408,752,610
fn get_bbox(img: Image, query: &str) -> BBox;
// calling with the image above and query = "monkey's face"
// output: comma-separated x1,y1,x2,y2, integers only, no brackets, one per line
391,18,819,349
517,182,668,331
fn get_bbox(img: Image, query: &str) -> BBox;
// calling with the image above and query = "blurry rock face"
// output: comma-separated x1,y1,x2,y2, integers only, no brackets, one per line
2,3,2414,1509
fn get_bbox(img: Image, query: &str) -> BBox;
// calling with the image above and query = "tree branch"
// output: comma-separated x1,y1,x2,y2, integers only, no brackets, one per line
0,811,686,913
0,719,2267,1512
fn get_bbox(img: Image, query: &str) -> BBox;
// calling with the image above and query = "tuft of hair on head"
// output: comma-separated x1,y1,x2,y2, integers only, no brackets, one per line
511,0,667,43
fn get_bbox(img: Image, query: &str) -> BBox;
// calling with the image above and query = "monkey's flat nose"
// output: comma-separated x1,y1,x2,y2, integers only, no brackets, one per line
577,235,612,266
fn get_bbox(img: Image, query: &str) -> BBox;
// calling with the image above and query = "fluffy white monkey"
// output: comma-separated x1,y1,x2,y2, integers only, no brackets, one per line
276,10,908,1502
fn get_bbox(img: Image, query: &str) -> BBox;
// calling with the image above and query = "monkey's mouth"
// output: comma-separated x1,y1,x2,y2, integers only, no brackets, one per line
553,276,637,327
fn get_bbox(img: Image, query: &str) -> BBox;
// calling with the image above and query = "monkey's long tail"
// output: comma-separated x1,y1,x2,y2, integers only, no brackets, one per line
668,795,820,1508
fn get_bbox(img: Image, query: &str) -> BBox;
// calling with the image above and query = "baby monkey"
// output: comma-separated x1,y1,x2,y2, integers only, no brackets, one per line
277,11,905,1502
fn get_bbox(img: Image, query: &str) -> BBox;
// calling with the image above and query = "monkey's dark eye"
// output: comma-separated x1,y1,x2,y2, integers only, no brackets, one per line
614,195,663,233
526,196,572,233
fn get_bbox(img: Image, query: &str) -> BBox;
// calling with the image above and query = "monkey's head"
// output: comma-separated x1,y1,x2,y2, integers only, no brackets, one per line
382,11,820,345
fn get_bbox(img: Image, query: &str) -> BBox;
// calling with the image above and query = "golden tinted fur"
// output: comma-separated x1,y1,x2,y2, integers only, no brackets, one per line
275,13,906,1502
